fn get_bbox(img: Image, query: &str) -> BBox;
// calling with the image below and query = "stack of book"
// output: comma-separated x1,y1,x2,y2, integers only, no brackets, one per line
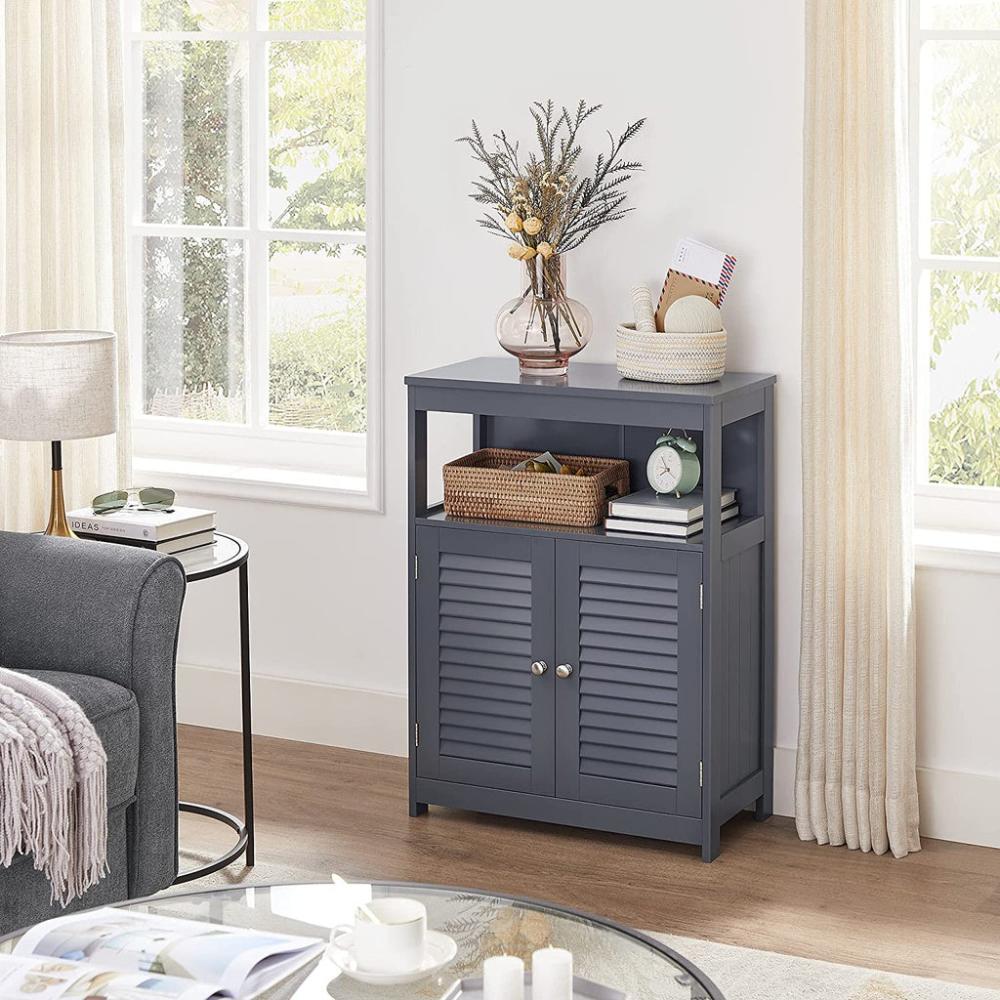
605,488,739,538
68,505,216,555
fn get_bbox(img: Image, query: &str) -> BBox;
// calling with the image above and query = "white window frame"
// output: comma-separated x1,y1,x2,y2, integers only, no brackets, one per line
123,0,384,512
909,1,1000,535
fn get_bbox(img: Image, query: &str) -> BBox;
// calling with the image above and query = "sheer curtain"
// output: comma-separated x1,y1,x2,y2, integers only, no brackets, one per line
0,0,131,531
796,0,920,858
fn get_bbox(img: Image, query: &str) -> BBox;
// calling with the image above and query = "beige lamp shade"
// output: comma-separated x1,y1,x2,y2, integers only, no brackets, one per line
0,330,118,442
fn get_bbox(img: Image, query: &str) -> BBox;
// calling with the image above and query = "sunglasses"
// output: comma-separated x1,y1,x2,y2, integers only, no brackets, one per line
92,487,176,515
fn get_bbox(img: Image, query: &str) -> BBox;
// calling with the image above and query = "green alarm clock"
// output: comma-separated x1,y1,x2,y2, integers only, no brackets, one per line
646,431,701,497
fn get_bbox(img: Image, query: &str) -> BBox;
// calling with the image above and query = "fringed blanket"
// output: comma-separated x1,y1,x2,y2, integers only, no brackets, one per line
0,668,108,905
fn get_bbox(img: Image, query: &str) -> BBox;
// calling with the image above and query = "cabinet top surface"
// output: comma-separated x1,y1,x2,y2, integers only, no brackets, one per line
406,357,776,404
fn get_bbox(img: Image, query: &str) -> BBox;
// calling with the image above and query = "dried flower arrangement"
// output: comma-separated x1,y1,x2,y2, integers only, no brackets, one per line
459,100,646,374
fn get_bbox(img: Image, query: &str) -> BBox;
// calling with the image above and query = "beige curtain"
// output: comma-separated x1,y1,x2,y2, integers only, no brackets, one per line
0,0,131,531
797,0,920,858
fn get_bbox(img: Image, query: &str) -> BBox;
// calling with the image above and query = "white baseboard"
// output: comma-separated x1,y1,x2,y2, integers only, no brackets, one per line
176,662,408,756
177,666,999,850
772,745,1000,849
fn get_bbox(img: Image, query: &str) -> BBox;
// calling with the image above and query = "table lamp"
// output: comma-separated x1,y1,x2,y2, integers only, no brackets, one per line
0,330,118,537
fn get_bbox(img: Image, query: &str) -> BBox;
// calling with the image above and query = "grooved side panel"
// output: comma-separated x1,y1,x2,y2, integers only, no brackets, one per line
720,544,762,793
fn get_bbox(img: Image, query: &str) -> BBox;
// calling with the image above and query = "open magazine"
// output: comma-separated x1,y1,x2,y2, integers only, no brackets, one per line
2,908,324,1000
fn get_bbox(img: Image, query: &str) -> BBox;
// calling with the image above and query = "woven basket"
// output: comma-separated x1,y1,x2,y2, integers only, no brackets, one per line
443,448,630,528
616,322,727,384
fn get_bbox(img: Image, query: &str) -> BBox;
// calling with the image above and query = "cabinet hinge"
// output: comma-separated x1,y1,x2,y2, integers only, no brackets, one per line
414,721,420,747
699,761,703,787
699,583,703,611
414,555,419,580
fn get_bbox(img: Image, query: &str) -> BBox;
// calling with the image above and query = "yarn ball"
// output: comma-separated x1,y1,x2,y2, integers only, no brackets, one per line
663,295,723,334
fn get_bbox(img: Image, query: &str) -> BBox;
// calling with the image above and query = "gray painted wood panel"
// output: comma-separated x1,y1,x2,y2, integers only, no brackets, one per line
720,544,763,794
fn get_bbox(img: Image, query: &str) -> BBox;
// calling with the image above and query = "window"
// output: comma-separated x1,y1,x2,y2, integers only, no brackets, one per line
125,0,382,509
911,0,1000,531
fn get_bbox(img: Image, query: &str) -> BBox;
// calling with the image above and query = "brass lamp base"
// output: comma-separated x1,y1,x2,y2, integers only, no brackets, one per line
44,441,77,538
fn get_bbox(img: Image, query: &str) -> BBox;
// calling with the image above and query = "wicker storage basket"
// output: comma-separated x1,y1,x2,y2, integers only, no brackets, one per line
616,322,727,384
443,448,630,528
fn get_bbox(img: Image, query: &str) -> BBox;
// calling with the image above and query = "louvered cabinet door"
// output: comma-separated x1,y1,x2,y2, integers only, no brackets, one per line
555,542,703,816
415,527,555,795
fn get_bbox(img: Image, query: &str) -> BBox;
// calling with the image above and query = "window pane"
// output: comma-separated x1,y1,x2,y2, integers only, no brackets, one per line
927,270,1000,486
922,0,1000,28
144,41,246,226
268,40,365,231
268,242,366,433
923,41,1000,257
144,237,246,423
268,0,365,31
142,0,248,31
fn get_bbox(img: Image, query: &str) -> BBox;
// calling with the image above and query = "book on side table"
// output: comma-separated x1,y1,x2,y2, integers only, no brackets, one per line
68,505,216,555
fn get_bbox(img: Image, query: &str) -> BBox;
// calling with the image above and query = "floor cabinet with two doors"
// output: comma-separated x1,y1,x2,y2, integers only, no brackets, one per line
406,358,776,861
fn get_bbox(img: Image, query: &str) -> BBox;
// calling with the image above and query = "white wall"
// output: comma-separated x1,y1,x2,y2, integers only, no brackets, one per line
174,0,999,848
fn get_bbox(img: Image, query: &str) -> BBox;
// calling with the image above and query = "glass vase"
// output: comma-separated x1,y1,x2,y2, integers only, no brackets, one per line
495,254,593,377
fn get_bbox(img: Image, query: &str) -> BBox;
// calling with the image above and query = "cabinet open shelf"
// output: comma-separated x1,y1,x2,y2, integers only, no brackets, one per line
406,358,776,861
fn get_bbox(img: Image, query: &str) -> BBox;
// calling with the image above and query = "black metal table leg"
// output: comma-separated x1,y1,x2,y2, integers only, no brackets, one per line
239,559,255,867
174,534,255,884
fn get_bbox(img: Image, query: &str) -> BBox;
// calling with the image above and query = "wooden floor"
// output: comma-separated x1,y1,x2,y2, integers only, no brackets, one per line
177,725,1000,990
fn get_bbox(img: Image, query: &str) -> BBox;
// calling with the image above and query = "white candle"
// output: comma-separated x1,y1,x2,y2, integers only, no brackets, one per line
531,947,573,999
483,955,524,1000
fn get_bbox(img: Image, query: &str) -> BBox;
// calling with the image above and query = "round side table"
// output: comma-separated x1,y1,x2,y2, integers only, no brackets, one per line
173,532,255,883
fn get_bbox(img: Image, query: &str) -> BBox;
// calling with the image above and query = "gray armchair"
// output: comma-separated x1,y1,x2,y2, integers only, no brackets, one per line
0,531,186,933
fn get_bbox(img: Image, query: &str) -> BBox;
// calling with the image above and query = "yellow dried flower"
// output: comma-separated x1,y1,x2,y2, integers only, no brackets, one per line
506,212,524,233
536,242,555,259
523,216,543,236
520,247,537,260
507,242,526,259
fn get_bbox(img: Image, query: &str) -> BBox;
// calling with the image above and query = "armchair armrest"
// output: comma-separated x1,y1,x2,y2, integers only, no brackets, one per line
0,531,186,895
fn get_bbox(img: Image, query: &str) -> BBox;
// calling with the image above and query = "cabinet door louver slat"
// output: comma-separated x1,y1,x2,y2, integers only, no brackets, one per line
579,709,678,734
579,582,677,607
441,740,530,766
440,616,527,640
440,647,526,671
580,725,678,754
580,629,679,654
439,585,531,609
579,693,679,722
440,600,532,625
578,644,680,670
440,676,531,706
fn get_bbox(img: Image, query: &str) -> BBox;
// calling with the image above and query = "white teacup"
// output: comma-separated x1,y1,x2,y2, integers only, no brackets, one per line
331,897,427,974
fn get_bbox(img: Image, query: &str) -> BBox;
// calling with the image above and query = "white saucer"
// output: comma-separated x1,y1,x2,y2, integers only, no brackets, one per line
326,929,458,986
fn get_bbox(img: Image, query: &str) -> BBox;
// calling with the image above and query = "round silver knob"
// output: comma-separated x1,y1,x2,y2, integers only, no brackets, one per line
530,660,548,676
555,663,574,679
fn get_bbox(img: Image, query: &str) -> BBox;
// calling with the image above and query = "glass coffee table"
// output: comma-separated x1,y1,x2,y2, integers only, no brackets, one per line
1,882,722,999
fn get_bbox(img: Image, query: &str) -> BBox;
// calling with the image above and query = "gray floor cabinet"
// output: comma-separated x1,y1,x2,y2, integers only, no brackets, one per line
406,358,776,861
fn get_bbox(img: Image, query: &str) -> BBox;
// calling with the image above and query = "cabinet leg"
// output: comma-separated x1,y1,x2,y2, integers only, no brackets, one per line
700,823,720,863
755,755,774,821
409,799,428,817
